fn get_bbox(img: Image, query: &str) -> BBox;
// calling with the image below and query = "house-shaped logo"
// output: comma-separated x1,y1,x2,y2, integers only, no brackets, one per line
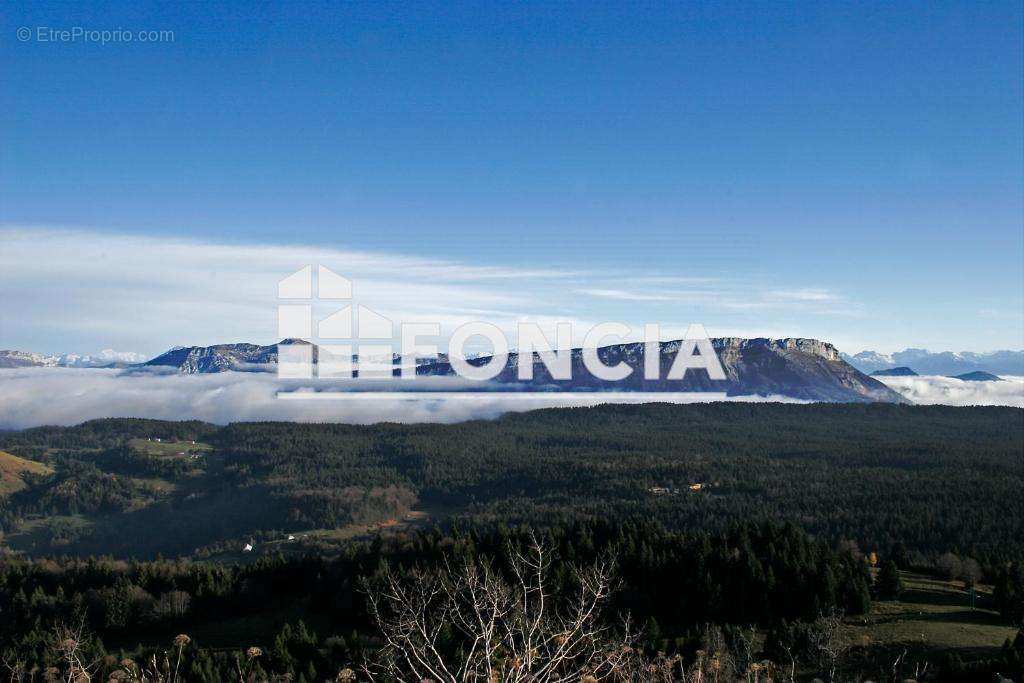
276,265,394,379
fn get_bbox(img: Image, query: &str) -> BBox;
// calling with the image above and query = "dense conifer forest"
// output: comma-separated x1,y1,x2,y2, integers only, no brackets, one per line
2,404,1020,564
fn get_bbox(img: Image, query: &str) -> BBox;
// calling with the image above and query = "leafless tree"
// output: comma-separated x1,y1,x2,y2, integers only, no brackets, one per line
234,647,263,683
106,634,193,683
694,627,737,683
935,552,962,581
1,654,28,683
890,647,907,682
807,611,846,683
959,558,982,589
773,635,797,683
731,626,758,675
151,591,191,621
50,620,100,683
363,534,648,682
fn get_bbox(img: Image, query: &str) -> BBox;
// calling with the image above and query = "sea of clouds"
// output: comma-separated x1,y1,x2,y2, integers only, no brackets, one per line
1,369,1019,430
876,374,1024,408
0,368,809,429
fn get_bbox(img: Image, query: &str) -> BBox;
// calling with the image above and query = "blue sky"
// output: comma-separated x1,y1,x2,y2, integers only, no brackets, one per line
2,1,1022,356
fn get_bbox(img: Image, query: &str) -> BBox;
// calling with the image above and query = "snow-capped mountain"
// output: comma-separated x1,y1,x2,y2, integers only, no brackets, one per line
842,348,1024,376
59,349,148,367
0,350,61,368
0,349,146,368
844,350,894,371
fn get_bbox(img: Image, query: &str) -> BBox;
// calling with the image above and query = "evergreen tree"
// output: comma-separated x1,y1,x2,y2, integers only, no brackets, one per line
995,562,1024,627
876,560,902,600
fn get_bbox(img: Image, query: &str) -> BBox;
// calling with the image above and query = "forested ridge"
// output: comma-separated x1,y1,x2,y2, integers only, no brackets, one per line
1,403,1020,565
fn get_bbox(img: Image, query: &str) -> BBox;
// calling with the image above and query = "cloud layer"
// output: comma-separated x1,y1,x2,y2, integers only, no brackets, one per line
0,368,808,429
2,368,1020,430
877,375,1024,407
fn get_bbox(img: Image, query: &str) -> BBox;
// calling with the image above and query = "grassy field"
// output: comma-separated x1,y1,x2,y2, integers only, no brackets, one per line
200,509,435,563
0,449,52,496
129,438,212,458
842,571,1018,676
5,514,94,553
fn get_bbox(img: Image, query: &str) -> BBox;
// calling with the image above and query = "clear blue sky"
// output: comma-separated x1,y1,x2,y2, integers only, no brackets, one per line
2,1,1022,354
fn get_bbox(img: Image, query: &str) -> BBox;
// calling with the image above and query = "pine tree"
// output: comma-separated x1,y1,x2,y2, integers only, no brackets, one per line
876,560,902,600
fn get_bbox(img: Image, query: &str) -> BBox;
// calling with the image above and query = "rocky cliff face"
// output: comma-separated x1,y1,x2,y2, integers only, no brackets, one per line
416,336,906,403
706,338,902,402
144,340,313,373
713,337,841,361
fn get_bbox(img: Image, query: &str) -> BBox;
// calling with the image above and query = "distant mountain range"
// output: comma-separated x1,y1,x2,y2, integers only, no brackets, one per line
12,340,1020,403
0,349,146,369
843,348,1023,376
139,337,907,403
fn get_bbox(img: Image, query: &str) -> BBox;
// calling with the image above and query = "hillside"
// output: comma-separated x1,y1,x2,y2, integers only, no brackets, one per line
841,571,1020,675
0,449,52,496
0,404,1020,560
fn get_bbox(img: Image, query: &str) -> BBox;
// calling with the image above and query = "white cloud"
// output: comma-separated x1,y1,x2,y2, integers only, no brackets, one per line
0,225,862,358
95,349,147,363
0,226,591,355
0,368,806,429
576,289,677,302
876,375,1024,407
767,288,839,303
